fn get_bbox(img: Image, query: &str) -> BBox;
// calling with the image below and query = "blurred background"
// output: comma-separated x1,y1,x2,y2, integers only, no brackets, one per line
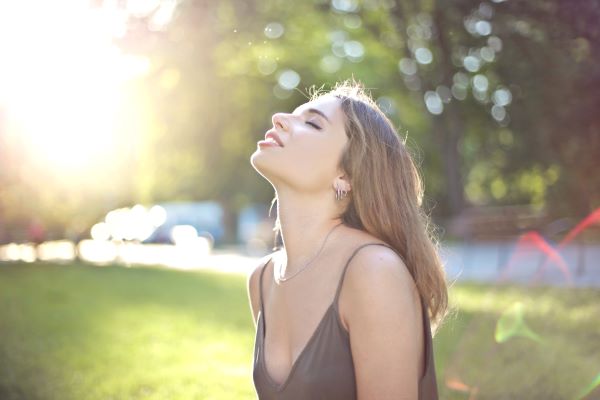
0,0,599,399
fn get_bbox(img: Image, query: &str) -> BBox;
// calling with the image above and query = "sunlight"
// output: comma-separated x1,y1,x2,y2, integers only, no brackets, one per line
0,1,150,172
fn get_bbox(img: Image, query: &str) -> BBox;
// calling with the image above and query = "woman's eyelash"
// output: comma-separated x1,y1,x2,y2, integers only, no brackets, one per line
306,121,322,130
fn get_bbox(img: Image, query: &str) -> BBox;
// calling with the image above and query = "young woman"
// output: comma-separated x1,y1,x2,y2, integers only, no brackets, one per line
247,79,448,399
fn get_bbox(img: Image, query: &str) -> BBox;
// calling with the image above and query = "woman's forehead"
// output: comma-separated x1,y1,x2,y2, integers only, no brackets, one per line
293,95,342,122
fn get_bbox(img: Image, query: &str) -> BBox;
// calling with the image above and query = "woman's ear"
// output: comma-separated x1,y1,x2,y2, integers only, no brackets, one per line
333,175,351,192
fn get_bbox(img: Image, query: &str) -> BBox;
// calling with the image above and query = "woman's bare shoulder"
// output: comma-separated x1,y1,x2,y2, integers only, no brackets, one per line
247,249,280,282
247,250,281,327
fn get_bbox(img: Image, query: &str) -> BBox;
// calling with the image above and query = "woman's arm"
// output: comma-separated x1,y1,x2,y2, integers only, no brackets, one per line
343,246,424,400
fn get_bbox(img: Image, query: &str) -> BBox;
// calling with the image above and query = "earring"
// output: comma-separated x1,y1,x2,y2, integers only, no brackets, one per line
335,185,348,201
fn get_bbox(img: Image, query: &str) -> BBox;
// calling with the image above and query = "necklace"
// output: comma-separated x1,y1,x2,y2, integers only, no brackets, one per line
275,221,344,283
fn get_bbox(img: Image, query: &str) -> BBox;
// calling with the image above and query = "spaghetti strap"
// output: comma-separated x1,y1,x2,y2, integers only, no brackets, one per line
252,243,439,399
333,242,403,307
258,255,273,315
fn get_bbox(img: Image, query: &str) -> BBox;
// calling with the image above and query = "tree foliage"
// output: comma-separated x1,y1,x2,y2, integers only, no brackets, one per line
0,0,598,241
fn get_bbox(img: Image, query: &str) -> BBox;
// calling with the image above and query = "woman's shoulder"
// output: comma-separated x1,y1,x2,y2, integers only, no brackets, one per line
341,238,422,330
247,250,283,300
346,241,407,275
247,249,280,281
341,238,418,308
337,228,397,257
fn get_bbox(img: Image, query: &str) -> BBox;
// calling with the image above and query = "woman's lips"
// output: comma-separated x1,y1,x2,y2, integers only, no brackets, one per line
264,131,284,147
257,139,282,148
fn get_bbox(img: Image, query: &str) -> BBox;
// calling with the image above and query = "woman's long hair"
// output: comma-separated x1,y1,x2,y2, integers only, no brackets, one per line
269,78,449,334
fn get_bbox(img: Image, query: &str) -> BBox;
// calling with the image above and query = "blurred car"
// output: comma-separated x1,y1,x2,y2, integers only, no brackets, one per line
141,201,225,247
90,201,225,248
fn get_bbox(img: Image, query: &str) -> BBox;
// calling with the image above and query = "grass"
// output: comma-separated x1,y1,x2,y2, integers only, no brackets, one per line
434,282,600,399
0,261,598,400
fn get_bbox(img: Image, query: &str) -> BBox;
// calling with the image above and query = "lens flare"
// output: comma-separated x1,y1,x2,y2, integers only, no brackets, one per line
574,372,600,400
494,301,543,343
498,231,572,284
445,377,479,399
533,207,600,282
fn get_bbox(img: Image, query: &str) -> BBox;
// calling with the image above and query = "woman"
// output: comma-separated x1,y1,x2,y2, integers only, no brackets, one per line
247,79,448,400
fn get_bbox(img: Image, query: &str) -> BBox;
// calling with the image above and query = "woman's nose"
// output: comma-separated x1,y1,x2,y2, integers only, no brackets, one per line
272,113,288,131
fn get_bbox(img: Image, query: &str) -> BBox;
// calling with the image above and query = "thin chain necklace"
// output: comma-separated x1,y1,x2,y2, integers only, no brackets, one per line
275,222,344,284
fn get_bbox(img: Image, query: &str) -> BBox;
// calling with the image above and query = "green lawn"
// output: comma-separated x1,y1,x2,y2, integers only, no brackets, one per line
0,261,598,400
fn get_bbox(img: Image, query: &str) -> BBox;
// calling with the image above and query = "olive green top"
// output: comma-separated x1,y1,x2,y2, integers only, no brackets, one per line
252,242,439,399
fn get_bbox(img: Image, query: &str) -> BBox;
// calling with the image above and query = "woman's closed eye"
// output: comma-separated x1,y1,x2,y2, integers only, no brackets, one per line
306,121,322,130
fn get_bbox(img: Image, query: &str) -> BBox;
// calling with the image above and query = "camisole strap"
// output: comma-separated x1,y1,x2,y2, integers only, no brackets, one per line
258,255,273,315
333,242,404,307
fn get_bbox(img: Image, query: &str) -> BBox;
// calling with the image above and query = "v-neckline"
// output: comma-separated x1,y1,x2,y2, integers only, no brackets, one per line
259,302,337,392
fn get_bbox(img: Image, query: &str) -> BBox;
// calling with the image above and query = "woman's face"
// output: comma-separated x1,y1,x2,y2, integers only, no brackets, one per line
250,95,348,193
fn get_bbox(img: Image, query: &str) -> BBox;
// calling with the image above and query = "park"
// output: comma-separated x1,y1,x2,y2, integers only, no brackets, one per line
1,0,599,399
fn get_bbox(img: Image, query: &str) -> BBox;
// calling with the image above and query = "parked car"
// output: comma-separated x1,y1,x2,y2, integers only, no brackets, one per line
90,201,225,247
141,201,225,246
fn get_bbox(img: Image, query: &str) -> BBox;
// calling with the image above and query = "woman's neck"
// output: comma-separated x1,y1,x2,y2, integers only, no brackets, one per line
275,189,343,276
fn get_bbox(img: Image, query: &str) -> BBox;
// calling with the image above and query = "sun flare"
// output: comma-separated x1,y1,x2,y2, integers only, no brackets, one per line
0,1,150,172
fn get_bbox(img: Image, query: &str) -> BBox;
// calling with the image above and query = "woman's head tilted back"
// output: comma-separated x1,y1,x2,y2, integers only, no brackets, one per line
251,78,449,332
251,93,351,203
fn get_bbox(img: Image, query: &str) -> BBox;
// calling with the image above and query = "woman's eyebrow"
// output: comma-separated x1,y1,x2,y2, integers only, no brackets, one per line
293,107,331,123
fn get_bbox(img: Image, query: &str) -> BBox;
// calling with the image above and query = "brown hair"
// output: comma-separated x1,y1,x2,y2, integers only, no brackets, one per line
269,78,449,334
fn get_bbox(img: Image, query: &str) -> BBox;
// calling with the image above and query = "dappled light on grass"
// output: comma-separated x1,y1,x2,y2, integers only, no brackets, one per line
79,306,254,399
0,262,257,399
1,262,598,399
